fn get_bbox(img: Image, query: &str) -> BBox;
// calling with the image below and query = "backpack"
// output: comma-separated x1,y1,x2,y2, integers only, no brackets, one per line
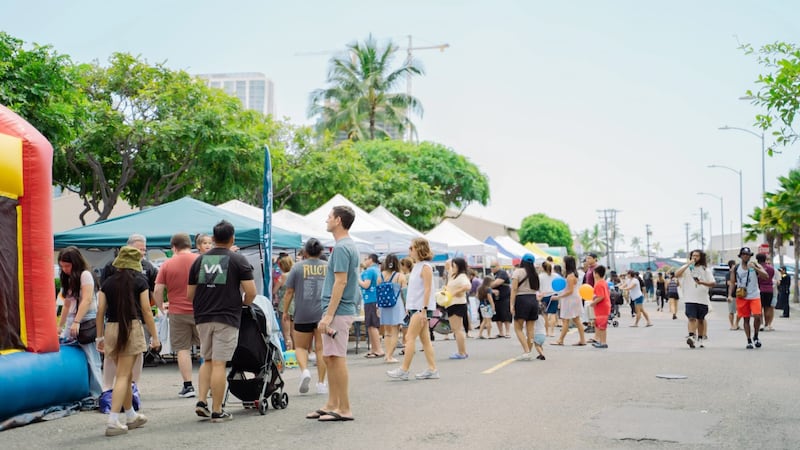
376,272,400,308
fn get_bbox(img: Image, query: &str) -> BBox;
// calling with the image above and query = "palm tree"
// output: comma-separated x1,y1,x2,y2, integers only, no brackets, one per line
577,225,605,256
770,169,800,303
308,35,424,141
630,236,642,256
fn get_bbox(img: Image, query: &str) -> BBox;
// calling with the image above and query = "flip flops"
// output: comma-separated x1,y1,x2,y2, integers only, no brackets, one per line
318,412,355,422
364,352,385,359
306,410,331,419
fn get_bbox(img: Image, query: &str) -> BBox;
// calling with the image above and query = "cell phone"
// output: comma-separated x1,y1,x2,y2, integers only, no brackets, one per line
693,277,700,282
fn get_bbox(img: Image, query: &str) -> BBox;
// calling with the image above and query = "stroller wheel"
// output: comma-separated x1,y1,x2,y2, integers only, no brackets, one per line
258,399,267,415
612,320,619,328
271,393,281,409
279,393,289,409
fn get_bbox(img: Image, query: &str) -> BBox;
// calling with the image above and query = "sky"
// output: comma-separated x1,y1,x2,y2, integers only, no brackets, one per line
3,0,799,256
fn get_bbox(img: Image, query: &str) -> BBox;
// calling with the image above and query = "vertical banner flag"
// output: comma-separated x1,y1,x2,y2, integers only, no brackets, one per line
262,146,273,300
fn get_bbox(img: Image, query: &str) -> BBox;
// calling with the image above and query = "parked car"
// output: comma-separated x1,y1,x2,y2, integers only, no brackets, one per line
709,265,730,301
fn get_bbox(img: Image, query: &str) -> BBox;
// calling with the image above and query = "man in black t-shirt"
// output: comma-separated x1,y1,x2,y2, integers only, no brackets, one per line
188,220,256,422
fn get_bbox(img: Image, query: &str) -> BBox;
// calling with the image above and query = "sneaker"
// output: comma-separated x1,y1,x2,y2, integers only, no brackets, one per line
315,382,328,394
299,369,311,394
754,338,762,348
195,401,211,418
415,369,440,380
126,413,147,429
536,354,546,360
178,385,196,398
584,327,595,333
746,342,754,349
386,368,409,380
516,353,532,361
592,342,608,348
673,314,677,320
697,337,704,348
686,336,695,349
449,352,468,360
105,419,128,437
210,410,233,423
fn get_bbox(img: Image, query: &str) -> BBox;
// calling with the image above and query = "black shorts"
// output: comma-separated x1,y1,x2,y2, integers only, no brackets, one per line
294,322,318,333
760,292,773,309
513,294,539,322
446,303,468,319
684,303,709,320
492,298,512,322
364,303,380,328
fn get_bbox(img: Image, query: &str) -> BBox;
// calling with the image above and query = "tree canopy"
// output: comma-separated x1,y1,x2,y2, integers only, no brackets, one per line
519,213,574,251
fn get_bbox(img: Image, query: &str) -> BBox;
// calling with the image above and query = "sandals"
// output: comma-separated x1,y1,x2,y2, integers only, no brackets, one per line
550,342,564,346
306,409,331,419
364,352,386,359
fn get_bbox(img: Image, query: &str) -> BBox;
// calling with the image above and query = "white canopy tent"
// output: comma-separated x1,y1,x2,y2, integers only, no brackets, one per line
218,200,374,252
305,194,418,253
425,220,506,267
369,206,448,254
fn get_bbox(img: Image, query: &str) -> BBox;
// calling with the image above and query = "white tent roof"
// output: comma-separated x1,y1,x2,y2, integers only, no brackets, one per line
369,206,448,254
425,220,498,257
492,236,532,259
306,194,417,253
218,200,373,252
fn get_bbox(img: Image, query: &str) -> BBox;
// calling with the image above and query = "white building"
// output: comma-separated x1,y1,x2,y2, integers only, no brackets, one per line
196,72,274,116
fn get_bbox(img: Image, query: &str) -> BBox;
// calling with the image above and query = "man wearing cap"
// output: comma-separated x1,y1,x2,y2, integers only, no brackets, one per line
728,247,768,349
188,220,257,422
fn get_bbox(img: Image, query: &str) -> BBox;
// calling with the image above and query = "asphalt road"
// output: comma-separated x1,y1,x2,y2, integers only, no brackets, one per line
3,300,799,449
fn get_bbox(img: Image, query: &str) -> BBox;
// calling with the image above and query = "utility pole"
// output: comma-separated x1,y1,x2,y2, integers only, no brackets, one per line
699,207,705,250
597,209,621,271
684,222,690,257
645,224,652,270
405,35,449,141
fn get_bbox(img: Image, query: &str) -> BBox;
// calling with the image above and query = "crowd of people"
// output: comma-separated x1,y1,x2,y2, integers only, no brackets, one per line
56,203,793,436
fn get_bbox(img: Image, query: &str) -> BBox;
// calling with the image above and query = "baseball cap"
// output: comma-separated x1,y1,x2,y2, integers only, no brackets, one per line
521,253,535,264
738,247,753,256
586,252,598,259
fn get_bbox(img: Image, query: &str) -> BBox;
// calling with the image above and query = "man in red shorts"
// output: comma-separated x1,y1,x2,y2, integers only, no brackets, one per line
728,247,768,349
589,265,611,348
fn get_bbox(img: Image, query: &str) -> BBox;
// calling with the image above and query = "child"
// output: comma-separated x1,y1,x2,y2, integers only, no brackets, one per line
589,265,611,348
476,276,496,339
531,313,546,360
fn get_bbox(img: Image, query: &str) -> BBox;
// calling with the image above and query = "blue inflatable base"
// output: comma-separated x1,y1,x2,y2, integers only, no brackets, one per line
0,345,89,421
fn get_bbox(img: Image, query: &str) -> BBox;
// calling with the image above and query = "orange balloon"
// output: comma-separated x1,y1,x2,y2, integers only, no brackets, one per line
579,284,594,301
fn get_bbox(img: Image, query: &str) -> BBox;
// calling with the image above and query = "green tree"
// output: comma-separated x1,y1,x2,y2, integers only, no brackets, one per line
741,41,800,152
0,32,86,164
768,169,800,302
518,213,573,251
630,236,642,256
576,225,605,256
308,34,423,141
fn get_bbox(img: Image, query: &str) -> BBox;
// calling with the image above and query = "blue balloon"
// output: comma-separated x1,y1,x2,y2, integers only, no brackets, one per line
551,277,567,291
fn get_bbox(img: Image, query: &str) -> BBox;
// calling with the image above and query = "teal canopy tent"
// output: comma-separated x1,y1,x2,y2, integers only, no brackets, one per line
54,196,301,249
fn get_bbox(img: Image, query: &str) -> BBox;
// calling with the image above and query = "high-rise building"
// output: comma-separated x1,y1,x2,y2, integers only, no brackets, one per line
196,72,274,116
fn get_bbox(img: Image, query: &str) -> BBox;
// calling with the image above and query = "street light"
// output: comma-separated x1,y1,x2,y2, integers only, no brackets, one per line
707,164,743,248
698,192,724,263
718,125,765,209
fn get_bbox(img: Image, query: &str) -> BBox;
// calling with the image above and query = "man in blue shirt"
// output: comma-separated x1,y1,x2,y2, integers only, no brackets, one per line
307,206,359,422
359,254,383,357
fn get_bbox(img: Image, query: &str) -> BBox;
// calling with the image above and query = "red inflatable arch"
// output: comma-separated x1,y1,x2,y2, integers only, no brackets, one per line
0,104,57,354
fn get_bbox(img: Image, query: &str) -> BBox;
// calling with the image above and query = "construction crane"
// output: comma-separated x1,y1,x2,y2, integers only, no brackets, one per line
296,35,449,141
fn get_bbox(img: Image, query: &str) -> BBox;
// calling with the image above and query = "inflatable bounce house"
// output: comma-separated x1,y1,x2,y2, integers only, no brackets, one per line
0,105,89,423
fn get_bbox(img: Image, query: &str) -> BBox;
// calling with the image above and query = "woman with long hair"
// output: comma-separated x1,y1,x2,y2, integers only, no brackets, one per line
476,276,496,339
623,270,653,327
283,238,328,394
444,257,471,359
96,246,160,436
387,238,439,380
275,255,295,350
378,254,407,363
510,254,541,359
56,246,104,402
551,255,587,346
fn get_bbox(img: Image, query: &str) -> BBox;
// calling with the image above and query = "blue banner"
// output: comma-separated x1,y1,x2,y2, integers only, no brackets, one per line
262,146,273,300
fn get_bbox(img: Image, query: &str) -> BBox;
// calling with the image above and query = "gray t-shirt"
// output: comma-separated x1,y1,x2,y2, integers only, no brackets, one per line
285,258,327,324
321,237,359,316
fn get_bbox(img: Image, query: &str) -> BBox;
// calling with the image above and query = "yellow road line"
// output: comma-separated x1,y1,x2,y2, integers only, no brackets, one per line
482,358,517,374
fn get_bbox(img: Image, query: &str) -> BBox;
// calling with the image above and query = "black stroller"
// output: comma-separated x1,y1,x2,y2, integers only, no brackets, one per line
223,303,287,415
608,286,622,328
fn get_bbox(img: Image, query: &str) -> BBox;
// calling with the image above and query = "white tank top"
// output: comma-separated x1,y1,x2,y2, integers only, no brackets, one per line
406,261,436,310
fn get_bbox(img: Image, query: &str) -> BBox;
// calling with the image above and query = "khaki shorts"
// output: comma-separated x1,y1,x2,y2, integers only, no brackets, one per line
197,322,239,362
322,315,354,357
169,313,199,351
105,320,147,357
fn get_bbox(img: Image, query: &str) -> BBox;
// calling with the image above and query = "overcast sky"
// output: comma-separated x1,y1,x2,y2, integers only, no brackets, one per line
3,0,799,255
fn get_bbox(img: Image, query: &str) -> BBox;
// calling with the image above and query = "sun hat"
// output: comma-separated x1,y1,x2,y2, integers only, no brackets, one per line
113,246,143,272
